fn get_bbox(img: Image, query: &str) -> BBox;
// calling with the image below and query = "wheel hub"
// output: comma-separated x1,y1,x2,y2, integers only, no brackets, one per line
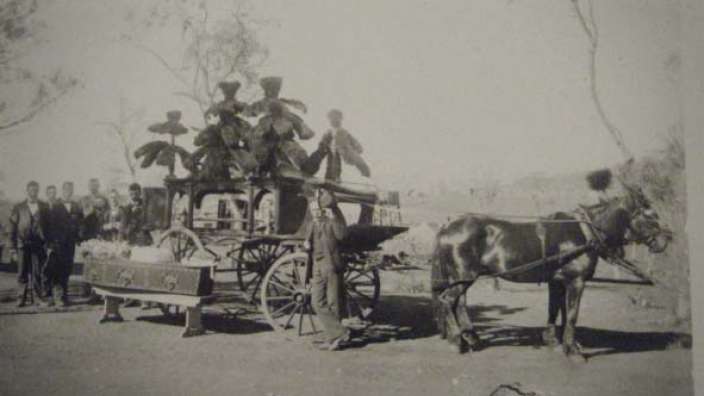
293,290,310,304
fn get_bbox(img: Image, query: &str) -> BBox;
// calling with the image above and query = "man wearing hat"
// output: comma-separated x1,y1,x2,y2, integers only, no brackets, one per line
304,188,350,350
9,181,50,306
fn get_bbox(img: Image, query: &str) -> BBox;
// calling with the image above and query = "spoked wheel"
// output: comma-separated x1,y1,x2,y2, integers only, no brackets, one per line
342,254,381,322
260,252,319,337
235,239,295,304
157,227,218,264
261,251,383,337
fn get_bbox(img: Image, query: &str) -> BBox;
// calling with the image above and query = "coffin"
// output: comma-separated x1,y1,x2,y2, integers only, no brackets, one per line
83,257,214,296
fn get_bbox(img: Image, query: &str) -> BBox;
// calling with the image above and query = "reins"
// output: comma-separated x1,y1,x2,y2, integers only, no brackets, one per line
432,241,597,294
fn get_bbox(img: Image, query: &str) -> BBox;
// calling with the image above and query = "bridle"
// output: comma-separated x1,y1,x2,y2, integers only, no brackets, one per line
620,190,671,253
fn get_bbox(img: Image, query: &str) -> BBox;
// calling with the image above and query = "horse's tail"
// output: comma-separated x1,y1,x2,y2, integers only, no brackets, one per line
429,232,450,338
430,227,450,299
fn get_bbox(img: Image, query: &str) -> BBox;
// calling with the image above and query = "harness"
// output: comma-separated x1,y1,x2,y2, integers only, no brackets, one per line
432,206,657,299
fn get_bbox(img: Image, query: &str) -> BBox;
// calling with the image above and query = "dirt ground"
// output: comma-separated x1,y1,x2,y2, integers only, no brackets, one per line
0,269,693,396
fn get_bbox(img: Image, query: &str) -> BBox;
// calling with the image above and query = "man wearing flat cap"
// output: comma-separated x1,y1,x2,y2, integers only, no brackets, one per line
304,188,351,350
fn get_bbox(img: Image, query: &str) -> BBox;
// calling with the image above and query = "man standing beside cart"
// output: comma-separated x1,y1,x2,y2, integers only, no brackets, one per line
305,188,351,351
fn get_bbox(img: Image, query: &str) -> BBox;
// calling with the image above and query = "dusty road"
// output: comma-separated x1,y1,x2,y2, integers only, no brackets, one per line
0,271,693,396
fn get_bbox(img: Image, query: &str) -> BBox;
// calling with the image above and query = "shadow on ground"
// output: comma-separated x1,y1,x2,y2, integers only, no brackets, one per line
136,309,272,336
468,324,691,359
347,294,691,358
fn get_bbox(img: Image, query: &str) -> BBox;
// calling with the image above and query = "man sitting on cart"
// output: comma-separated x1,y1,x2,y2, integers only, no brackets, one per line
304,188,351,351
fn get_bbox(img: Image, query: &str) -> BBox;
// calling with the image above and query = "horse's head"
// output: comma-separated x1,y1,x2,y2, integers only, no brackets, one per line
621,183,672,253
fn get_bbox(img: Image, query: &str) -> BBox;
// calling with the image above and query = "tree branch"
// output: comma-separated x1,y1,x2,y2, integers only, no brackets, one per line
571,0,632,160
572,0,595,45
129,40,190,87
0,87,68,134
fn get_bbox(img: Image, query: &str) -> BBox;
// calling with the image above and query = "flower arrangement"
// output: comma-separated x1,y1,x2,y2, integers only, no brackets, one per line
78,239,131,261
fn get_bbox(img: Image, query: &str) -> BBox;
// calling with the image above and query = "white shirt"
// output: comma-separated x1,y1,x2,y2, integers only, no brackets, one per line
64,202,72,212
330,127,340,154
27,202,39,217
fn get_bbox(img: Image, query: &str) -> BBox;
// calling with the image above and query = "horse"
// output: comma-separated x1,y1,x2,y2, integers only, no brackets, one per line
430,181,671,361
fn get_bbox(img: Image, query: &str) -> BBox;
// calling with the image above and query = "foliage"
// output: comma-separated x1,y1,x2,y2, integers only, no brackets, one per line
585,168,612,192
122,0,269,116
134,140,193,175
0,0,78,133
617,124,689,325
192,124,231,178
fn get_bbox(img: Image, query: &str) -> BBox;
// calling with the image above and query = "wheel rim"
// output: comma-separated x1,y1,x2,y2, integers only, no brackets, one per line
236,241,293,304
261,252,319,337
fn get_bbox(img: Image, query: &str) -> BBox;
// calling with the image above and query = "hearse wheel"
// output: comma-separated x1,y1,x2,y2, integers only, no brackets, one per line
157,227,218,264
235,239,294,304
260,252,382,337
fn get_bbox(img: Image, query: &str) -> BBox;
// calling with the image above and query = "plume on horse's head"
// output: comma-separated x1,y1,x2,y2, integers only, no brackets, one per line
586,168,613,192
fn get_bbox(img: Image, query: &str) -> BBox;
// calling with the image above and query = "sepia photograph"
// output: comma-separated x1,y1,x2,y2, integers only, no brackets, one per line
0,1,696,395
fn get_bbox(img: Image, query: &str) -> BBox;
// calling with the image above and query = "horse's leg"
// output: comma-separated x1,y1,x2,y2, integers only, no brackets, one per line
432,289,448,340
439,284,474,353
455,284,480,351
563,277,587,362
431,260,450,340
542,280,565,347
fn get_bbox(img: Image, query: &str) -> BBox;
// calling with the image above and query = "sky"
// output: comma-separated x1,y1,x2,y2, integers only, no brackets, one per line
0,0,682,199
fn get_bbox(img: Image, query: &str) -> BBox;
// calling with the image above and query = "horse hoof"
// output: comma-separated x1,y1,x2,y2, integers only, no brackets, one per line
461,330,480,348
449,334,470,354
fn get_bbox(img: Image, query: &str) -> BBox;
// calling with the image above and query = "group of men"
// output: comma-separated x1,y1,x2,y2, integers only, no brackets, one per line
7,178,152,307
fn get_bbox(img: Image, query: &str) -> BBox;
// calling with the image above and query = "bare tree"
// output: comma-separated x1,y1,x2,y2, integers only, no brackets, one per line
0,0,78,134
97,97,146,182
570,0,633,161
122,0,268,121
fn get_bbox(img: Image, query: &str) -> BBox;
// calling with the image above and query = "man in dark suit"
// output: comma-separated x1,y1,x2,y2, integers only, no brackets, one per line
9,181,50,307
43,184,61,305
48,182,84,306
305,189,350,350
121,183,153,246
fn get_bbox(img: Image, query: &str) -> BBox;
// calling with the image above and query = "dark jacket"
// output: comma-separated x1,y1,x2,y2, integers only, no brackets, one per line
9,200,50,249
306,206,348,272
82,208,110,241
50,199,84,244
121,199,153,246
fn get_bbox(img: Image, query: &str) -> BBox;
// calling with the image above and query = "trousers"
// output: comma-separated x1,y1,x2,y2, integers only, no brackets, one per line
311,257,348,342
17,244,48,300
46,243,76,300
